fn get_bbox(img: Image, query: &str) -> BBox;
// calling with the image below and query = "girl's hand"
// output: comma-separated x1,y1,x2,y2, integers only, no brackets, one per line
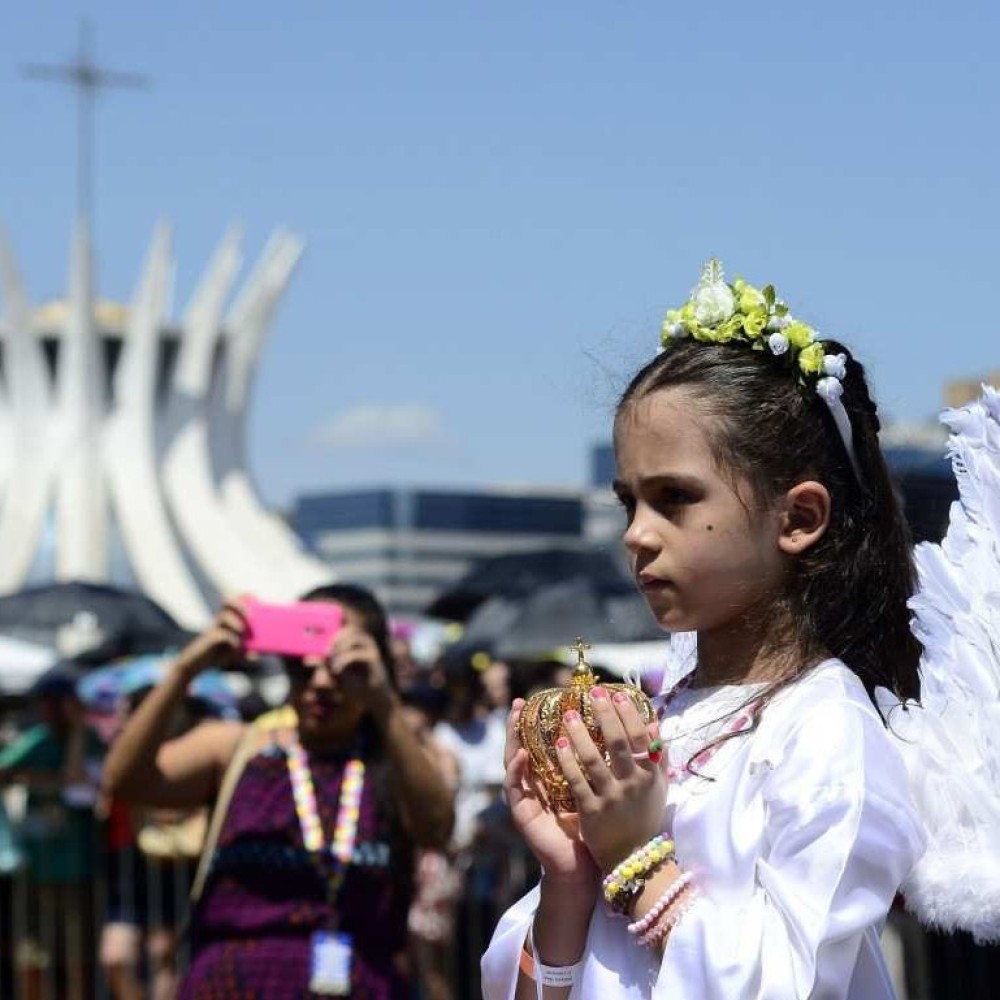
173,597,248,680
324,624,392,712
556,687,667,873
504,699,600,891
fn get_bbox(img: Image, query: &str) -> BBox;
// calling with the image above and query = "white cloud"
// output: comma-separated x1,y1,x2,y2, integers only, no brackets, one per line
312,404,446,450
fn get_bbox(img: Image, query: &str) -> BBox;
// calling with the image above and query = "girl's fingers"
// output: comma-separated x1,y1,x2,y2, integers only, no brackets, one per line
504,699,525,768
589,688,637,778
506,748,547,812
611,694,664,773
561,710,613,796
554,733,600,813
613,691,658,749
505,747,528,800
611,691,659,749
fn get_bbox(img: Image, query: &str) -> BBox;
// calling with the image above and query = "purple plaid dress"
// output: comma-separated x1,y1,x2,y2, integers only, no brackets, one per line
180,742,411,999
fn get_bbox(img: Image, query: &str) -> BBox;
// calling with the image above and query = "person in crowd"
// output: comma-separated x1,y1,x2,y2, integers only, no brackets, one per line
479,659,511,720
0,768,24,997
101,670,235,1000
101,793,147,1000
432,653,509,999
434,653,507,853
104,583,454,1000
398,685,461,1000
388,623,422,692
0,670,104,1000
483,263,927,998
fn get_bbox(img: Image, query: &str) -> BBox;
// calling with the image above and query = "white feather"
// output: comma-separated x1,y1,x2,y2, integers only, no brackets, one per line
883,384,1000,942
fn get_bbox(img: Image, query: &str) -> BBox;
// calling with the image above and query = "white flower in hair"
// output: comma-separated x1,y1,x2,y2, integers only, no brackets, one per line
823,353,848,380
766,313,791,332
691,259,736,327
692,284,735,326
768,332,790,355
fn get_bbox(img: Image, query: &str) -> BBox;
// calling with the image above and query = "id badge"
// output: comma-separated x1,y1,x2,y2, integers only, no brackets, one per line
309,930,352,995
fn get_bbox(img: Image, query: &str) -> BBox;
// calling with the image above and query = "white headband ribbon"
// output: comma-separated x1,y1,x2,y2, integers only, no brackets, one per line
816,374,863,483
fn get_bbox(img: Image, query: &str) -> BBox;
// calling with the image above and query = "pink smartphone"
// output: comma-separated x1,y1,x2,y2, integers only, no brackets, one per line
242,600,344,658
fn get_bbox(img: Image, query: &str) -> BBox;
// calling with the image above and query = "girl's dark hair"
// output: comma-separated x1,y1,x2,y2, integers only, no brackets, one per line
618,339,921,707
294,582,413,898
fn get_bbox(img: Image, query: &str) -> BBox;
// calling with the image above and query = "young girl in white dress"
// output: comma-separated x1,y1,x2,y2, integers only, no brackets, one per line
481,262,930,999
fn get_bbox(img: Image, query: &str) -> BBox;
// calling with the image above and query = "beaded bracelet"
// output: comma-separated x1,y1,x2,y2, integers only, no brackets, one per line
638,887,699,949
602,834,675,911
626,870,693,936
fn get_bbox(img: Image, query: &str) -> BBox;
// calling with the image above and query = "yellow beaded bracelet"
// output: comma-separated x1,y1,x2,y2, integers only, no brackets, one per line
602,834,675,911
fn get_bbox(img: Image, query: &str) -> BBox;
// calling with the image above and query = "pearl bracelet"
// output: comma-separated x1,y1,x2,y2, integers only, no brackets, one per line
638,887,699,948
627,870,693,936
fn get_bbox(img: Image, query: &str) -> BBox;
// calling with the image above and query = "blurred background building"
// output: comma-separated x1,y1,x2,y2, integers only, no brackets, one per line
291,486,584,616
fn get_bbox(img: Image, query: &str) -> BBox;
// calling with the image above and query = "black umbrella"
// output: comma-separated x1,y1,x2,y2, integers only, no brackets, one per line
0,581,193,663
450,577,663,660
27,659,85,698
426,549,635,622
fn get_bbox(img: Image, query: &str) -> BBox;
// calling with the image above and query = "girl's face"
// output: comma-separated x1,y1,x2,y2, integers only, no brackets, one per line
287,603,369,745
613,388,787,637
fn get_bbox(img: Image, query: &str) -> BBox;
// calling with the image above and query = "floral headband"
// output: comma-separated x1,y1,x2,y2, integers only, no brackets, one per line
660,259,862,482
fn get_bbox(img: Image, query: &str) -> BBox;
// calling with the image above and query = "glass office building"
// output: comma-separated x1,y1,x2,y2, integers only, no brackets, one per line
291,488,584,616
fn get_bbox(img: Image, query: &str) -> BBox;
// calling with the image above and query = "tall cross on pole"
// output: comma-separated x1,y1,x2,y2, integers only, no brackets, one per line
22,20,150,223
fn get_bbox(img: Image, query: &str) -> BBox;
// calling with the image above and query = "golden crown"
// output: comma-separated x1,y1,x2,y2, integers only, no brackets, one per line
515,638,656,812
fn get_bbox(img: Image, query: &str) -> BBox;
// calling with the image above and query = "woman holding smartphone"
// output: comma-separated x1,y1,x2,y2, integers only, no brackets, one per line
104,583,455,1000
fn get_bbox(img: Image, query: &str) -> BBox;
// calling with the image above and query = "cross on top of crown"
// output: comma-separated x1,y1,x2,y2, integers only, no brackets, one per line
569,637,592,667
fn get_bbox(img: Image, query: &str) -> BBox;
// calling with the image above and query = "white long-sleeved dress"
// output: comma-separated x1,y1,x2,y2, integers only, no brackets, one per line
481,659,926,999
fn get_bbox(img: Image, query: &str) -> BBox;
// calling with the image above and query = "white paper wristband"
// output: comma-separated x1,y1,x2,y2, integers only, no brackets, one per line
525,922,582,994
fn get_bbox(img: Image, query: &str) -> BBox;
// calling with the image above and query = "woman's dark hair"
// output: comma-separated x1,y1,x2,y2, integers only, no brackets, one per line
618,339,921,706
294,582,413,897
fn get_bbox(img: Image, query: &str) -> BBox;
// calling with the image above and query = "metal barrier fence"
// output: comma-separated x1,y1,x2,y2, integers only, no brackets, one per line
0,822,200,1000
0,814,537,1000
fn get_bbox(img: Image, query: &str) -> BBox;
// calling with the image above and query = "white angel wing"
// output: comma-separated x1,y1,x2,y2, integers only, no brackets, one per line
877,384,1000,943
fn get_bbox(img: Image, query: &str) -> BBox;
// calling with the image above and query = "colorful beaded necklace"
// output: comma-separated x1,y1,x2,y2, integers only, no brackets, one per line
286,740,366,912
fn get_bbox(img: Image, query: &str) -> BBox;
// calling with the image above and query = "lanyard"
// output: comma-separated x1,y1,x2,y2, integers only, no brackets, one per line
286,741,366,911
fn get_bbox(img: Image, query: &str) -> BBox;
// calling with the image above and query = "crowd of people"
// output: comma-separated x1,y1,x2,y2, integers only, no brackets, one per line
0,583,586,1000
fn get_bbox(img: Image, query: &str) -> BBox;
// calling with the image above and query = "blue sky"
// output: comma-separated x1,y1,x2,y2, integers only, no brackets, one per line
0,1,997,505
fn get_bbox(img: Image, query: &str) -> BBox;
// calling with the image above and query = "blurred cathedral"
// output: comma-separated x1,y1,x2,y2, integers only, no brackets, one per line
0,28,328,626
